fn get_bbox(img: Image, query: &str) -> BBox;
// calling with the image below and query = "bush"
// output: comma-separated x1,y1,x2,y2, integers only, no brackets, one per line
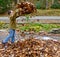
0,21,8,29
51,3,60,9
35,2,41,9
35,1,46,9
0,21,5,29
0,0,12,14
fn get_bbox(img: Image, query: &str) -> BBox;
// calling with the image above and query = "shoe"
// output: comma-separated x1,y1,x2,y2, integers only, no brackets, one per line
2,42,7,49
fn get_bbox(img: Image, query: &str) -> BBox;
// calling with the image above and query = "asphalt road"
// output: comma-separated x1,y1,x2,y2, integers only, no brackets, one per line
0,16,60,23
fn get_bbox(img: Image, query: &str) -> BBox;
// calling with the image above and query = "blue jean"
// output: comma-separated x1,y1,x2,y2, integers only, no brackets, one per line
3,29,15,43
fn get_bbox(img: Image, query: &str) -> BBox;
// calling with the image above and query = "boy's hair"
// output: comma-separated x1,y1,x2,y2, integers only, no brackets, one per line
8,10,11,15
8,10,13,15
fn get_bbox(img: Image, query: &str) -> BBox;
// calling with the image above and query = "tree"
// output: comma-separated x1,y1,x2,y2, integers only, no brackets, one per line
52,0,54,4
14,0,17,4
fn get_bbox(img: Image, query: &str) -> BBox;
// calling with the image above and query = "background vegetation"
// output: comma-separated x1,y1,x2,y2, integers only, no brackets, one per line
0,0,13,14
0,21,60,32
0,0,60,14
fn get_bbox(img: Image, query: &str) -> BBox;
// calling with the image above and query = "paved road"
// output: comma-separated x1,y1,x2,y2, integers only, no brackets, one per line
0,30,60,42
0,16,60,23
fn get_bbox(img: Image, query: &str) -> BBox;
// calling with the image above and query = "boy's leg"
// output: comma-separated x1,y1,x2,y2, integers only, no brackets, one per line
2,29,14,43
11,30,15,43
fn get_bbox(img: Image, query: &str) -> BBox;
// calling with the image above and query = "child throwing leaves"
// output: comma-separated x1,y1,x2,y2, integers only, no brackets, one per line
2,1,36,44
2,9,20,44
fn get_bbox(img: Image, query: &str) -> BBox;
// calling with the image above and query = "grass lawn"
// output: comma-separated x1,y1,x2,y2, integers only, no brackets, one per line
0,9,60,16
28,9,60,16
18,23,60,32
0,21,60,32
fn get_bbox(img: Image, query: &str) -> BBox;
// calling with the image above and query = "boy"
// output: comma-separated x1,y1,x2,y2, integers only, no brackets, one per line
2,9,20,44
2,2,36,44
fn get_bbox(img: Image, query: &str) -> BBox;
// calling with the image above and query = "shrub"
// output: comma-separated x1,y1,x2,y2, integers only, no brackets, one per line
35,2,41,9
0,0,12,14
51,3,60,9
35,1,46,9
0,21,9,29
0,21,5,29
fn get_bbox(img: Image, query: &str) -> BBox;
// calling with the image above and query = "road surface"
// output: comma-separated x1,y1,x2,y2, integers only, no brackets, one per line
0,16,60,23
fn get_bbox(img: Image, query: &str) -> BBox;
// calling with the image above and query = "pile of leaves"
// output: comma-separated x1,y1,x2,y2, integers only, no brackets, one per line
0,38,60,57
16,1,36,15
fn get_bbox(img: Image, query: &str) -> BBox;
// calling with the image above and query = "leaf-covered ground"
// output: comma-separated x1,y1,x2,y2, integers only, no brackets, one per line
0,38,60,57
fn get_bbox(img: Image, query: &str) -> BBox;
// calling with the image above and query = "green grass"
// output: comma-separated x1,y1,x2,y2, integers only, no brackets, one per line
0,21,60,32
18,23,60,32
0,22,60,32
0,9,60,16
28,9,60,16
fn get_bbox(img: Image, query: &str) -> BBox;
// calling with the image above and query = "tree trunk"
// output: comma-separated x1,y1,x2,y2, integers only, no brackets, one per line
52,0,54,4
17,0,20,3
14,0,17,4
46,0,48,9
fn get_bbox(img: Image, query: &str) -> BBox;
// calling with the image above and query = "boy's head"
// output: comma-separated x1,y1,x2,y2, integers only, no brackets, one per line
8,10,13,15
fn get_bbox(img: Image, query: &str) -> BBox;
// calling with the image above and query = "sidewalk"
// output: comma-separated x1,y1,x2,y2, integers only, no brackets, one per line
0,16,60,23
